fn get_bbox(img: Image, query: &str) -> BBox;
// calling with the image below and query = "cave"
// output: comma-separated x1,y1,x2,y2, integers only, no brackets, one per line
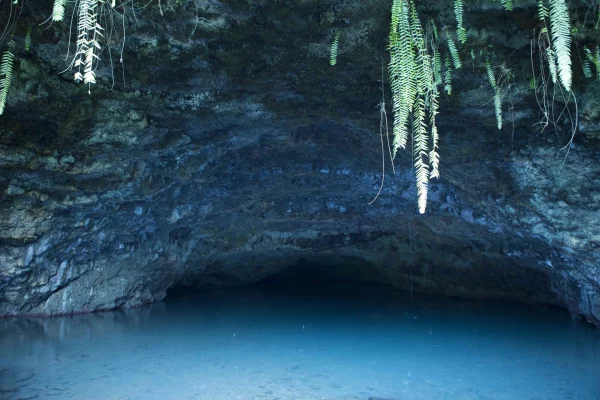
1,0,600,398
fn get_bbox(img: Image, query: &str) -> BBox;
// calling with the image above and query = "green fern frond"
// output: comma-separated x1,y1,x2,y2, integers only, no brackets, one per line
501,0,513,11
444,54,453,95
486,58,496,89
538,0,549,20
330,31,340,66
596,46,600,80
586,46,600,80
73,0,104,92
583,58,592,78
549,0,572,91
433,50,442,85
0,41,16,116
447,36,462,69
24,26,31,51
494,87,503,130
52,0,67,22
388,0,439,213
546,48,558,85
389,0,415,154
454,0,467,44
412,97,429,214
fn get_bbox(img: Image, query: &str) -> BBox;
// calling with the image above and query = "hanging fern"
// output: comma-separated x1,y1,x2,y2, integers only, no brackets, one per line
389,0,441,214
0,41,15,116
52,0,68,22
486,58,502,130
330,31,340,66
24,26,31,51
546,47,559,84
433,49,442,85
444,53,453,95
73,0,104,92
583,56,593,78
549,0,572,91
454,0,467,44
494,87,503,130
538,0,549,20
585,45,600,80
389,0,415,153
447,35,462,69
500,0,513,11
486,58,497,89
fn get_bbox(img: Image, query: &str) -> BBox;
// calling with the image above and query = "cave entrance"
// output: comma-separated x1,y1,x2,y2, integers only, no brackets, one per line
166,258,393,299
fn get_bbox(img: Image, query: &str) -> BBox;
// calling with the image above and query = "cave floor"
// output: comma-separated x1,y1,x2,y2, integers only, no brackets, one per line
1,281,599,400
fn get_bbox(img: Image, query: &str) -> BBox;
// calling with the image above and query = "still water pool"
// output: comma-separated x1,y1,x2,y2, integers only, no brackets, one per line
1,280,599,400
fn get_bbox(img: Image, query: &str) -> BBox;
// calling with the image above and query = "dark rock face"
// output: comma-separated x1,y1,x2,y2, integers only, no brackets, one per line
0,0,599,325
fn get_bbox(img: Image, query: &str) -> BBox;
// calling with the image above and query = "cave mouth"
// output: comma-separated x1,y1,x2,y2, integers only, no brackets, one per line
167,258,393,298
3,260,599,400
166,255,562,310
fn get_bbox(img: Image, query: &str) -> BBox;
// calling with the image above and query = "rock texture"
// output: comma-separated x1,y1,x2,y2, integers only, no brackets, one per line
0,0,599,325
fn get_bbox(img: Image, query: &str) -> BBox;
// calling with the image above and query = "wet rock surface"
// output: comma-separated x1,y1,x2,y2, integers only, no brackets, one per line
0,0,599,325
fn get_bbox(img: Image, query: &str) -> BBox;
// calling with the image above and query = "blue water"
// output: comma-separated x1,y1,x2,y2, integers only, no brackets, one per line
1,280,599,400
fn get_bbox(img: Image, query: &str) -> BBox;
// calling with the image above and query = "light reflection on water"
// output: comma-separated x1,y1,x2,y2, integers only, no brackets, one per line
1,281,599,400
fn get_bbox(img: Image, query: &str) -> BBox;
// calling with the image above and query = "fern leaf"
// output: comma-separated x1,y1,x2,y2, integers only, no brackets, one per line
501,0,513,11
494,87,502,130
596,46,600,81
583,48,593,78
412,97,429,214
52,0,67,22
549,0,572,91
447,36,462,69
486,58,496,89
0,41,16,115
330,31,340,66
433,49,442,85
454,0,467,44
538,0,549,21
444,54,453,95
73,0,103,92
547,48,558,85
24,26,32,51
389,0,415,154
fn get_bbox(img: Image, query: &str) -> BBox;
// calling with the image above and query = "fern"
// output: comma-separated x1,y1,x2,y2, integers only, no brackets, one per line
389,0,440,213
444,53,453,95
494,87,503,130
52,0,68,22
433,49,442,85
586,46,600,80
73,0,104,92
538,0,549,20
447,36,462,69
546,47,559,84
0,41,15,116
501,0,513,11
583,47,593,78
24,26,31,51
389,0,415,153
454,0,467,44
486,58,497,89
549,0,572,91
330,31,340,66
413,97,429,214
583,59,592,78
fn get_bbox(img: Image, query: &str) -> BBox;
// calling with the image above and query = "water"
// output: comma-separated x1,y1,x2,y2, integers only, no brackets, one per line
1,280,599,400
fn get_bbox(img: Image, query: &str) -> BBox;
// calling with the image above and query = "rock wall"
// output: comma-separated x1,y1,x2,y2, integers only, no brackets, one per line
0,0,599,325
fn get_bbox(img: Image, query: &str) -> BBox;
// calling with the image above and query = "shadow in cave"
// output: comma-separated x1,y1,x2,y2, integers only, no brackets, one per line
164,259,580,329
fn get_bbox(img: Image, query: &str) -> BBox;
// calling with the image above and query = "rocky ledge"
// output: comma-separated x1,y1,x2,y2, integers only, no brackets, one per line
0,0,598,325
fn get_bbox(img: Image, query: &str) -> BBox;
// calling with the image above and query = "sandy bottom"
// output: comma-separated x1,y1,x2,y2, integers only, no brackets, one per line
1,280,599,400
